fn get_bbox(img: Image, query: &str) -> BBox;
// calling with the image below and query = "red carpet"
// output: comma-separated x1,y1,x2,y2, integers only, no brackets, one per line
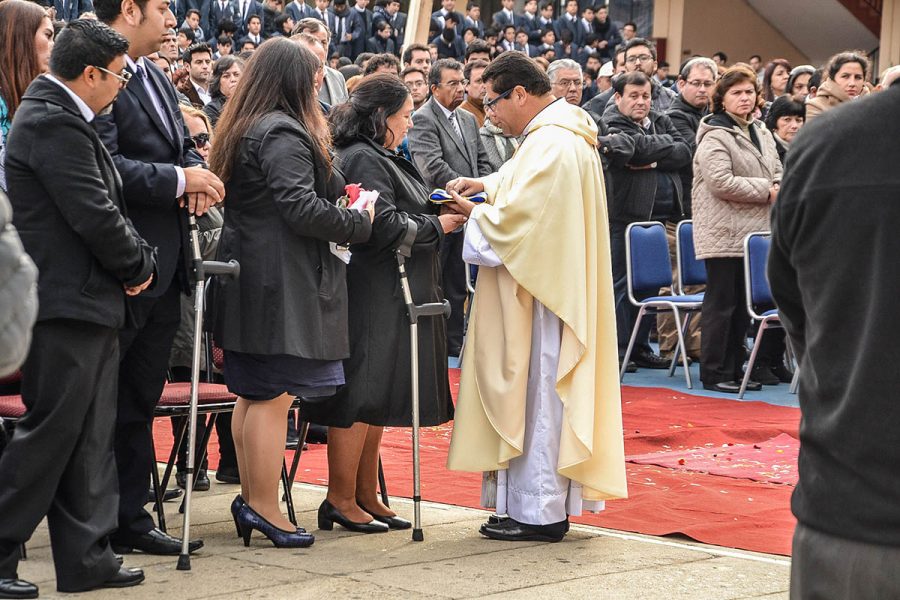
154,371,800,556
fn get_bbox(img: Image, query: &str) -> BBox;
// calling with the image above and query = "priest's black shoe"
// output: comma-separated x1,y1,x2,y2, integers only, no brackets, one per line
57,567,145,593
317,500,388,533
618,359,637,373
111,527,204,555
480,517,567,542
631,350,670,370
0,578,37,599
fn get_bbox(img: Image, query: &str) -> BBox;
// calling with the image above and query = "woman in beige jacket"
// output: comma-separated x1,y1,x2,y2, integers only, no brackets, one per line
805,51,870,122
692,64,790,393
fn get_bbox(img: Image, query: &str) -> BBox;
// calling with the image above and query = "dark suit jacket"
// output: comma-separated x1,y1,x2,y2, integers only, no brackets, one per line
431,9,463,36
554,15,579,45
233,0,265,37
407,97,492,190
213,112,371,358
490,9,520,30
392,12,407,47
463,15,484,37
95,59,203,298
348,7,372,58
53,0,93,21
328,8,358,58
365,35,396,55
284,0,313,22
205,0,239,39
6,77,155,328
431,34,464,60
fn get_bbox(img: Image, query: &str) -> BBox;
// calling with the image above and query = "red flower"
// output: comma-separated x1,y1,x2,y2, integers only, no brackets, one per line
345,183,362,203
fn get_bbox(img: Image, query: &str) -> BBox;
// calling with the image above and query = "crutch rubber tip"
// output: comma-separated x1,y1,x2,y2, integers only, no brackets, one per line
412,529,424,542
176,554,191,571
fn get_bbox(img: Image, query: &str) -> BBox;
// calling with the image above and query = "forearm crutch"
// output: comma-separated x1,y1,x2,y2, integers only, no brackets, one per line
395,219,450,542
178,211,239,571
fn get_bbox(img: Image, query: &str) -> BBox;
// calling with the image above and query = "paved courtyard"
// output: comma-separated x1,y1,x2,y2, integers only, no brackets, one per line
19,472,791,599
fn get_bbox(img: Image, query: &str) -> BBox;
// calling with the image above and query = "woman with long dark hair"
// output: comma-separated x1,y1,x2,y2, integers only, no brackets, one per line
0,0,54,190
209,38,373,548
203,55,244,128
805,51,870,122
300,74,463,533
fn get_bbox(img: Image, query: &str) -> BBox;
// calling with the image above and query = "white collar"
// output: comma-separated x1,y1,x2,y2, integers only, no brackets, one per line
43,74,95,122
434,98,455,120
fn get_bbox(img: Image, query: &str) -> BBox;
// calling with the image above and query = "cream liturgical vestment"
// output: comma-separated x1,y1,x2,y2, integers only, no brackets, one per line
447,99,627,522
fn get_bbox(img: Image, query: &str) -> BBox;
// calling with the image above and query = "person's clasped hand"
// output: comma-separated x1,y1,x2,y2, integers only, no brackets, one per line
181,166,226,216
124,273,153,296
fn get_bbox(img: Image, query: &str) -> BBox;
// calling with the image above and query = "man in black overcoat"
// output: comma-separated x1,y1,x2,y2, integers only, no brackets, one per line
0,20,154,597
93,0,224,556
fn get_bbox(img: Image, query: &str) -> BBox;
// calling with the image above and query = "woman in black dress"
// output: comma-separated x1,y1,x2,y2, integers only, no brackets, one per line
209,39,373,547
304,74,466,533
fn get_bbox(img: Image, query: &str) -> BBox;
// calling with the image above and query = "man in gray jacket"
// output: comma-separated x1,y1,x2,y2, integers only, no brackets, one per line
408,58,492,356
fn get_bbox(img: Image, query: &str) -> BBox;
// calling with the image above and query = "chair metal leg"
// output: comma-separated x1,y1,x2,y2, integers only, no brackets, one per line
619,306,645,382
286,419,310,487
739,322,767,399
178,414,217,515
790,365,800,394
281,461,297,526
378,455,389,508
671,306,693,389
668,312,692,378
149,425,168,533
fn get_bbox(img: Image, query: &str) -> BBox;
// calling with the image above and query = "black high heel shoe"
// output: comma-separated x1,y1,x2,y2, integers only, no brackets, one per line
317,500,389,533
231,495,244,537
357,502,412,530
236,504,315,548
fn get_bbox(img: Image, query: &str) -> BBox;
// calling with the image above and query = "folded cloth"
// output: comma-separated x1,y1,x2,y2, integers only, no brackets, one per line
429,188,488,204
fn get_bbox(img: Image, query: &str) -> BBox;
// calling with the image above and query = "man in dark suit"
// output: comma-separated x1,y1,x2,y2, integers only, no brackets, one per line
431,0,463,36
0,19,153,598
371,0,401,52
328,0,356,58
94,0,224,556
408,59,492,356
554,0,579,48
490,0,518,31
232,0,265,38
205,0,238,41
285,0,313,22
347,0,372,59
463,1,484,37
52,0,94,21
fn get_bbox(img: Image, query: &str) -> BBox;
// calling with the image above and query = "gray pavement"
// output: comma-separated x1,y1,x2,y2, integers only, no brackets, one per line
18,471,791,599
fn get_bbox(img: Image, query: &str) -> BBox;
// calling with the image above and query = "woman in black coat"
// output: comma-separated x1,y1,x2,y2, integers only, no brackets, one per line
209,39,373,548
303,74,466,533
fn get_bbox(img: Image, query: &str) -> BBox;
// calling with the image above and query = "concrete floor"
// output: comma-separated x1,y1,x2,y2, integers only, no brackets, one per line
18,474,791,599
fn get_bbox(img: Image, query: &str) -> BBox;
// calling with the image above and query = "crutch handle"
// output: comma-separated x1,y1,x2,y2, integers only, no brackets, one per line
201,259,240,279
412,300,451,319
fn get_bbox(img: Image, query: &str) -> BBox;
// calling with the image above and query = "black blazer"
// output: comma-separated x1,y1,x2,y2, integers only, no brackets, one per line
365,35,396,55
6,77,155,328
213,112,372,359
95,58,203,298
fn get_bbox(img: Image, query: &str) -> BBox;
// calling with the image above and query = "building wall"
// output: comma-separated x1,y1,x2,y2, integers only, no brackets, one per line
679,0,808,67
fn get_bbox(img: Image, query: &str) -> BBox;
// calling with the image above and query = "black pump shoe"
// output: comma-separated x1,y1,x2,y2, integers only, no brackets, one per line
317,500,388,533
357,503,411,530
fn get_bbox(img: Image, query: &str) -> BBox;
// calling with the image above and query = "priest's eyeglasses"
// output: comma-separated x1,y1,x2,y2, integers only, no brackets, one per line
93,65,132,88
484,88,514,112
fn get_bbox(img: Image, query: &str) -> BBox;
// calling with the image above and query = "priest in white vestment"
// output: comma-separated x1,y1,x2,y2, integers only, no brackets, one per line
444,52,627,542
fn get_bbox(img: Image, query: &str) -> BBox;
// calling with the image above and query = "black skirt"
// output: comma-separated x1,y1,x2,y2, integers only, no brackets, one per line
223,350,344,401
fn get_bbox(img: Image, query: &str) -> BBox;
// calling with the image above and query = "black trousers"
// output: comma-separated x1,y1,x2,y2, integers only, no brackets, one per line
791,523,900,599
0,319,120,590
610,219,652,355
440,229,467,355
701,258,784,384
113,282,181,540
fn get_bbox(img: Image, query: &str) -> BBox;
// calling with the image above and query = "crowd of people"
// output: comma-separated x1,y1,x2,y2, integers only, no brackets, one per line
1,0,900,597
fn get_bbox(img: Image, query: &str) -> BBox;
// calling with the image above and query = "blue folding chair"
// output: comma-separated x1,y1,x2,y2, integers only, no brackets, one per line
667,220,707,377
738,232,794,398
621,222,704,388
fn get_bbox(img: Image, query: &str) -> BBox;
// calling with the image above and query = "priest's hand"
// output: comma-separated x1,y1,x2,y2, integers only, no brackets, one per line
446,177,484,196
445,190,477,217
438,213,468,234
